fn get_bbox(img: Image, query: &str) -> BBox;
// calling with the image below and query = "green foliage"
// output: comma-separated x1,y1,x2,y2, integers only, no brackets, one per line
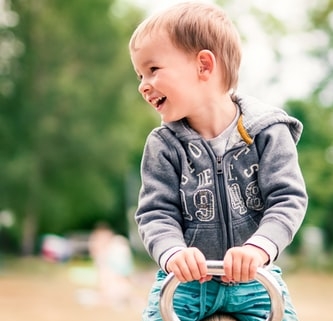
286,0,333,250
0,0,157,253
286,99,333,241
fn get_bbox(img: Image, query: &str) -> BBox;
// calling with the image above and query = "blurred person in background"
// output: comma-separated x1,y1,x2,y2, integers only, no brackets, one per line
88,222,133,308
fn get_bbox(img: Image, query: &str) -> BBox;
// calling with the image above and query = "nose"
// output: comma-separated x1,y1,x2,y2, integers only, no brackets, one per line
138,78,152,95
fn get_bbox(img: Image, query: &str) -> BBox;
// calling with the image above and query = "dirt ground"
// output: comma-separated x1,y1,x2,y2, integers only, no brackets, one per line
0,257,331,321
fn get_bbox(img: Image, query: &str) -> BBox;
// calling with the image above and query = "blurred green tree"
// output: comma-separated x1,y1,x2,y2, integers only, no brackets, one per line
0,0,157,254
286,0,333,250
286,99,333,250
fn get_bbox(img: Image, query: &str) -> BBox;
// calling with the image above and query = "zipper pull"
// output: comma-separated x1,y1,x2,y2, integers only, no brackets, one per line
216,156,223,174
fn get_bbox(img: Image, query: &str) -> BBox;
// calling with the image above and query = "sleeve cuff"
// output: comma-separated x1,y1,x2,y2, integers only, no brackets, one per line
159,247,185,273
244,235,278,265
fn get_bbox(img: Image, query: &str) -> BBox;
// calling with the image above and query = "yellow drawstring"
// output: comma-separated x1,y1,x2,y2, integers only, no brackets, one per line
237,115,253,145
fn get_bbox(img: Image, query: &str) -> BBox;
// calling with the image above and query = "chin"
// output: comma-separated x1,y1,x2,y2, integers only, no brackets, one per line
161,114,182,123
161,118,174,123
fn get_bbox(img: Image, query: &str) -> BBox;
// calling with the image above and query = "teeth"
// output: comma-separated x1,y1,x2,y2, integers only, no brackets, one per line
151,96,166,107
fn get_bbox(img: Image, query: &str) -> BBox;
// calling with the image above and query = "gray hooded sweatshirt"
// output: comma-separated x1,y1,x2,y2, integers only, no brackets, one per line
135,94,308,271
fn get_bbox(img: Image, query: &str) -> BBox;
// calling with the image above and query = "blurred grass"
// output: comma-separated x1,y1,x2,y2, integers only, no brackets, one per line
1,255,70,275
0,255,154,321
0,255,332,321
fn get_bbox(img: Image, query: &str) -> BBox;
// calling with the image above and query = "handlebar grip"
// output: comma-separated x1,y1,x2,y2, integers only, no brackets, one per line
159,260,284,321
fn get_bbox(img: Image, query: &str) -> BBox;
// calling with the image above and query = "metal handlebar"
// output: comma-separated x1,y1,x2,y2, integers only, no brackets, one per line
159,260,285,321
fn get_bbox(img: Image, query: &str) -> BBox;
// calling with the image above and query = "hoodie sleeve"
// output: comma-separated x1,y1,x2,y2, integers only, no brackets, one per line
246,122,308,260
135,129,187,268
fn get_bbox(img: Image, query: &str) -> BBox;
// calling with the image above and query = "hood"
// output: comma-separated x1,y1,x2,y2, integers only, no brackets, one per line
162,93,303,147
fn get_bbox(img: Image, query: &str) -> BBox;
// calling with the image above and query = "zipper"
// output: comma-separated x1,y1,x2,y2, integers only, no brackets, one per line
202,141,242,253
216,155,232,249
216,156,223,174
201,141,229,255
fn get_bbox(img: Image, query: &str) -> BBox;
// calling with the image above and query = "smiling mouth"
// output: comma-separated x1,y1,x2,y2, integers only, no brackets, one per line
151,96,166,108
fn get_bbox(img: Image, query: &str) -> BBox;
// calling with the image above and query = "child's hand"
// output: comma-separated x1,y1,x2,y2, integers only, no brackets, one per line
166,247,212,283
221,245,269,283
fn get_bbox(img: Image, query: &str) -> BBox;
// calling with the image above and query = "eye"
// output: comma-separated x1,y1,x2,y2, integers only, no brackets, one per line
150,66,159,73
137,74,143,81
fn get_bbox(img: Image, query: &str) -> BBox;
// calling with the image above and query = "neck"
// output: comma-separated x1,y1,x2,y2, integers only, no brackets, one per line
188,95,237,139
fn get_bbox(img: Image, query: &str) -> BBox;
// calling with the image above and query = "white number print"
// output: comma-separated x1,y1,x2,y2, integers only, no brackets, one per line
245,180,264,210
193,189,215,221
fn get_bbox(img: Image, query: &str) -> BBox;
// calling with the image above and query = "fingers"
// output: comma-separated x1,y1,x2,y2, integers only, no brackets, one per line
167,245,268,284
199,275,213,283
166,247,207,283
222,247,261,283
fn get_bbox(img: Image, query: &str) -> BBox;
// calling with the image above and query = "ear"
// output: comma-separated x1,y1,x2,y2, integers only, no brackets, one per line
197,50,216,80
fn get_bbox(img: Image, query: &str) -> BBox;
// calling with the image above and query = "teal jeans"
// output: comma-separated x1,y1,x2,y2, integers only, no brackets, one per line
142,266,297,321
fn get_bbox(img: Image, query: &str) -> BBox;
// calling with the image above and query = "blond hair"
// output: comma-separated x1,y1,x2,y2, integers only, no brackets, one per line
129,2,242,92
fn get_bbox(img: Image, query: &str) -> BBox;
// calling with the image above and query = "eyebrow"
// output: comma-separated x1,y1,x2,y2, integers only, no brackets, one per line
142,59,157,67
134,58,158,75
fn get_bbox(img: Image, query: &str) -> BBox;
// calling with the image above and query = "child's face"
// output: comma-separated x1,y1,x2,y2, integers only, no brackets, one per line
130,31,204,123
